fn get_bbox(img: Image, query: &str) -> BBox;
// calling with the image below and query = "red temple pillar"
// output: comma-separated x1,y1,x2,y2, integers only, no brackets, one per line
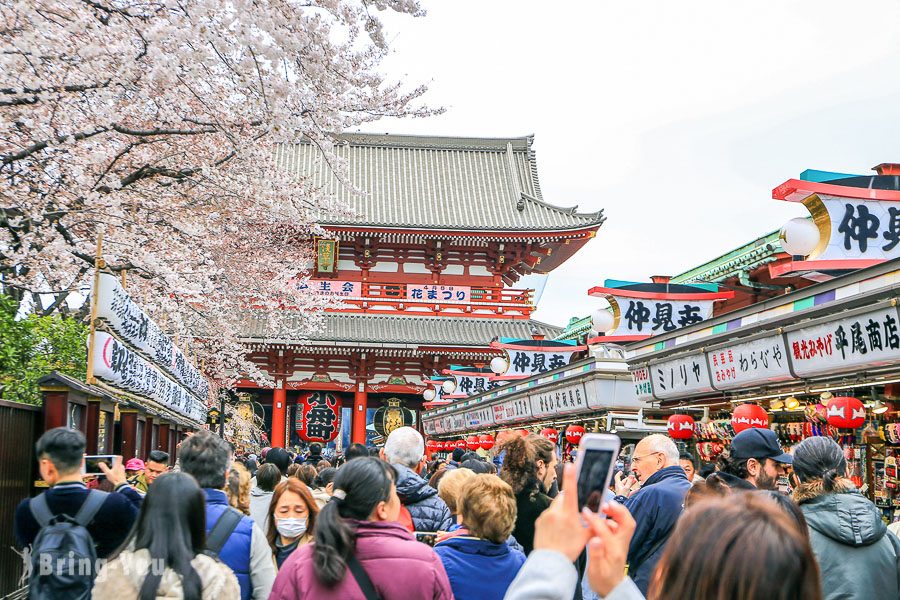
120,410,139,460
272,384,287,448
351,382,368,445
158,423,170,463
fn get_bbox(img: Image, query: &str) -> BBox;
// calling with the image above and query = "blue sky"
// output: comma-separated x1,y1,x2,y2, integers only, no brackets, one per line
372,0,900,326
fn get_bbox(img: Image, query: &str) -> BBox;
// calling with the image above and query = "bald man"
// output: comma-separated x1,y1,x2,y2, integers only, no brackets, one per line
612,434,690,595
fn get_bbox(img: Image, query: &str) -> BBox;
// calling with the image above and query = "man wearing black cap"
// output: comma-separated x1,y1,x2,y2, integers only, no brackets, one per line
710,428,792,490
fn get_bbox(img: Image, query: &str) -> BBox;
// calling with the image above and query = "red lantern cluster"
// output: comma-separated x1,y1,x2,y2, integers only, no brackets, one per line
478,433,495,450
826,396,865,429
731,403,769,434
565,425,585,445
667,414,695,440
540,428,559,443
426,439,439,453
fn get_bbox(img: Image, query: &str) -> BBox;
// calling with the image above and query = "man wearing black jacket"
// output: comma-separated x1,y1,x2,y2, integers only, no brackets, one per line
14,427,143,558
707,427,792,491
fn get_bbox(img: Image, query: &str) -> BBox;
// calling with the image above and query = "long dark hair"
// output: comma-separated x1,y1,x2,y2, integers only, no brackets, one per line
313,457,395,587
115,471,206,600
499,435,545,495
649,494,821,600
792,436,848,491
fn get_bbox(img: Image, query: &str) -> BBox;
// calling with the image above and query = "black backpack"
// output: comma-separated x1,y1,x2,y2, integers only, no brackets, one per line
28,489,107,600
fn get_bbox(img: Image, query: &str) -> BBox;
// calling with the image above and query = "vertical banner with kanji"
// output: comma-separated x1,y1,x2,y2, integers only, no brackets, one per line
296,391,341,443
315,238,338,275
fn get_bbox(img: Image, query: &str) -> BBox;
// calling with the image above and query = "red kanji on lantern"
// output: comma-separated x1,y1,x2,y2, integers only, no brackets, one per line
731,404,769,434
540,428,559,443
478,433,495,450
826,397,866,429
565,425,585,445
466,434,481,450
667,414,695,440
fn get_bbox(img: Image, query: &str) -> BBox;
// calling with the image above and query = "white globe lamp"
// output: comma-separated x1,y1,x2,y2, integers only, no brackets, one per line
423,388,436,402
591,309,615,334
779,218,820,257
490,356,508,375
441,379,456,394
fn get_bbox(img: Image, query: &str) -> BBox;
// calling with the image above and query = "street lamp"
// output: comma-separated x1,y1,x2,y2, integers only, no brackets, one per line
423,388,436,402
779,218,820,257
490,356,508,375
442,379,456,394
591,309,615,334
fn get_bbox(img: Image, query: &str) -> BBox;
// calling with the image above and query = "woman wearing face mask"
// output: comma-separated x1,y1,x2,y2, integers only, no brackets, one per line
500,434,558,555
267,478,319,569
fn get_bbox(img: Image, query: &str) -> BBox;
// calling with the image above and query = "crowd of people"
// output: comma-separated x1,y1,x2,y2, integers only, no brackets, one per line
13,424,900,599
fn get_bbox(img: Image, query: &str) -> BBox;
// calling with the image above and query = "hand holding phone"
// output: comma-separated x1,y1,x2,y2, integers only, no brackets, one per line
574,434,621,512
83,455,120,475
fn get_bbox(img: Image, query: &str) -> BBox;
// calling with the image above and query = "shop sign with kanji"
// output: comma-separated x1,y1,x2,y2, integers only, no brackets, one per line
651,354,715,400
785,306,900,378
529,383,588,418
407,284,470,303
442,366,500,397
493,397,532,424
293,278,361,297
799,196,900,262
587,280,733,342
490,338,586,380
465,406,495,428
705,335,792,390
296,391,341,443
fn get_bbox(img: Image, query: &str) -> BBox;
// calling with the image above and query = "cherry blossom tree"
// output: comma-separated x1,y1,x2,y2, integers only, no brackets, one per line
1,0,433,385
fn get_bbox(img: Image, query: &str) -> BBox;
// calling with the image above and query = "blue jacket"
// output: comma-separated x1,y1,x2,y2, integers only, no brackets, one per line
393,465,453,532
622,466,690,594
434,535,526,600
205,488,254,600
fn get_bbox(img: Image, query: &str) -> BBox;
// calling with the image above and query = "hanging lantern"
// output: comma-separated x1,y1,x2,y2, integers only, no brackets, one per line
826,396,866,429
466,434,481,450
591,309,615,334
438,440,450,452
455,439,467,450
478,433,495,450
490,356,508,375
540,428,559,443
778,217,821,256
731,403,769,433
667,414,695,440
442,380,457,394
425,439,438,453
423,388,436,402
296,391,341,443
565,424,586,445
372,397,415,438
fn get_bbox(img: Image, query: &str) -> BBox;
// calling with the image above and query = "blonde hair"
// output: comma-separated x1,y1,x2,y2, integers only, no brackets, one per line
437,467,476,514
458,474,517,543
226,462,252,515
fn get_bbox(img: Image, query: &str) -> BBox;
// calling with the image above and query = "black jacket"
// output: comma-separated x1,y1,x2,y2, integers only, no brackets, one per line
14,481,143,558
511,488,552,555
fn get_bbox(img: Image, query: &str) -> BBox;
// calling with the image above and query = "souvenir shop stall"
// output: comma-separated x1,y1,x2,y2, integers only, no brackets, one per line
626,260,900,518
420,352,658,463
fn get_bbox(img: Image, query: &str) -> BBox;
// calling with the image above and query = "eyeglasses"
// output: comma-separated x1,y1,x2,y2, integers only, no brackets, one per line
631,452,663,464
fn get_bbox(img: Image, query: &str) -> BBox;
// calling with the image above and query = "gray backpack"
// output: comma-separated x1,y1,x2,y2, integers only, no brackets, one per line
28,490,107,600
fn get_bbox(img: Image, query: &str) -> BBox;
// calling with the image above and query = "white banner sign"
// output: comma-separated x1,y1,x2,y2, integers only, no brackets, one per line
652,355,714,399
408,284,470,303
815,196,900,261
587,378,642,411
529,383,588,418
786,307,900,377
92,331,207,422
452,374,497,396
504,350,575,377
95,273,209,402
295,279,361,297
707,336,792,390
492,396,532,424
465,406,495,428
609,298,715,336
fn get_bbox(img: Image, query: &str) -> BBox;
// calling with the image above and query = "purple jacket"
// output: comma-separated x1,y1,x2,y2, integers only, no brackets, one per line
270,520,453,600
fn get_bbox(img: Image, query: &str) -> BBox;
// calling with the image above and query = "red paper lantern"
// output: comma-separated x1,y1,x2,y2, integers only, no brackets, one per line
455,439,467,450
466,434,481,450
826,396,866,429
439,441,450,452
731,404,769,433
667,414,695,440
540,428,559,443
478,433,495,450
565,425,585,445
426,439,438,453
296,391,340,443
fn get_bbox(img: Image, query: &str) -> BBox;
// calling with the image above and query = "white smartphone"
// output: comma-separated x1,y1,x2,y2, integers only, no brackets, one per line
83,454,121,475
574,434,621,512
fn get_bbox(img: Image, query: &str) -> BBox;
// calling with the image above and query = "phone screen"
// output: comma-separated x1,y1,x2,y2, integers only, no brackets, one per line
84,455,117,475
577,448,617,512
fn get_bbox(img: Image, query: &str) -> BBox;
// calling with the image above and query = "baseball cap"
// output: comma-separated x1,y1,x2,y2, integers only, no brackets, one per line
124,458,145,471
730,428,792,464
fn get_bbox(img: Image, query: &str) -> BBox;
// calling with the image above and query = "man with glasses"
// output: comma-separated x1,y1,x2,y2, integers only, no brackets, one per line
611,434,690,595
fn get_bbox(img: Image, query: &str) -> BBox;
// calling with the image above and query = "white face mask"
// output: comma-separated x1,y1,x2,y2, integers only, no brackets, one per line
276,517,307,539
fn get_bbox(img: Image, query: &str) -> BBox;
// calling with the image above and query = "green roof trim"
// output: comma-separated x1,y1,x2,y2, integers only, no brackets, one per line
670,230,782,284
556,315,591,341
